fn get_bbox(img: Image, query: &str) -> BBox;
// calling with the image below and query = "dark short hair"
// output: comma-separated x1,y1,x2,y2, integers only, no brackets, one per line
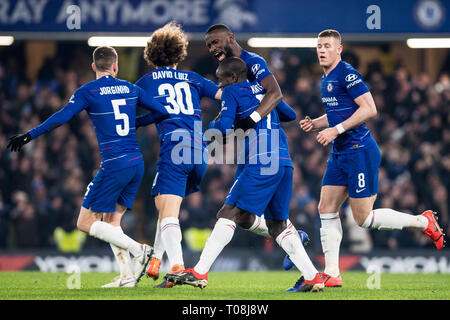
206,24,233,35
218,57,247,79
93,46,118,72
144,21,188,68
318,29,341,42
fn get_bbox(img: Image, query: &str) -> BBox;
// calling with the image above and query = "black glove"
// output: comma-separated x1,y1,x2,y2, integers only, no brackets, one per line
7,133,32,152
235,115,257,132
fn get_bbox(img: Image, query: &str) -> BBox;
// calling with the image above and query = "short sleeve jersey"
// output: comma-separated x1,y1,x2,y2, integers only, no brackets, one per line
240,49,273,84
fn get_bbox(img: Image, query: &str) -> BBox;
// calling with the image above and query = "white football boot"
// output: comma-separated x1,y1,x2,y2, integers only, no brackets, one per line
133,244,154,283
102,276,136,288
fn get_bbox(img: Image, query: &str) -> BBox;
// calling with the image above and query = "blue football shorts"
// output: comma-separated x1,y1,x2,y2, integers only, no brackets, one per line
224,165,293,220
82,162,144,213
322,143,381,198
151,151,207,198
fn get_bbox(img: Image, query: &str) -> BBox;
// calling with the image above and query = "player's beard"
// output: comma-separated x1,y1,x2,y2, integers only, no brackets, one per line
224,44,234,59
216,44,233,62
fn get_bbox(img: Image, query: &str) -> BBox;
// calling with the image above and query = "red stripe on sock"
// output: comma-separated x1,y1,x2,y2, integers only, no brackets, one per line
281,231,293,241
161,224,180,232
368,210,375,228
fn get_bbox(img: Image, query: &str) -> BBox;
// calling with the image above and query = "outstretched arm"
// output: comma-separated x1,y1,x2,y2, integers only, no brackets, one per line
7,93,86,151
135,87,170,128
136,111,168,128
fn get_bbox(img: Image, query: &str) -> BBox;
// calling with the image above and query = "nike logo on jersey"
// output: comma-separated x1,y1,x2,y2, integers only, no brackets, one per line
356,188,366,193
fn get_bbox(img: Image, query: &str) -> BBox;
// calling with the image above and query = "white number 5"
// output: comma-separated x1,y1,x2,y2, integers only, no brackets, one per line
111,99,129,136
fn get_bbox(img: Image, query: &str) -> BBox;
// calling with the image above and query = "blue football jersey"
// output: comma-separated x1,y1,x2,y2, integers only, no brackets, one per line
28,75,168,171
209,79,293,169
135,68,219,156
240,49,273,84
321,61,376,154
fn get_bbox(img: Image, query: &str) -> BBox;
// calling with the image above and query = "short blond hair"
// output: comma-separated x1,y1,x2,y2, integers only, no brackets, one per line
318,29,341,42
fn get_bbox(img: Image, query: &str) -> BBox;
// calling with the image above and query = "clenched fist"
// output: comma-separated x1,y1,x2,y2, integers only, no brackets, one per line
299,116,315,132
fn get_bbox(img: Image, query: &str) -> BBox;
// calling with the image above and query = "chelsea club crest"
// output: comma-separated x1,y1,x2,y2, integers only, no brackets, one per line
327,82,333,92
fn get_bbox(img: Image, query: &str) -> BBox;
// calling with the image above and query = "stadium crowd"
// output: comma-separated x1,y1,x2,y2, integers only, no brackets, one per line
0,43,448,254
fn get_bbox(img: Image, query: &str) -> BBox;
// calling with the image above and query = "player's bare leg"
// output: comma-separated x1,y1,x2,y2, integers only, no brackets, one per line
76,207,102,233
318,185,347,286
77,206,153,286
350,196,445,249
219,205,299,239
102,206,134,287
154,194,185,287
166,205,313,290
165,205,242,288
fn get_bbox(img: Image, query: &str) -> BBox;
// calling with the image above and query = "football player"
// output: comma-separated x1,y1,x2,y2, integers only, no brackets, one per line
292,29,445,289
7,46,169,287
165,57,324,292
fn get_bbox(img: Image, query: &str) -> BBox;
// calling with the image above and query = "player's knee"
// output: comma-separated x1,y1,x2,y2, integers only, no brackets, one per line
102,212,121,226
77,208,100,233
76,218,90,234
234,212,254,229
318,201,335,214
102,213,112,224
216,205,235,221
317,201,328,214
353,211,369,227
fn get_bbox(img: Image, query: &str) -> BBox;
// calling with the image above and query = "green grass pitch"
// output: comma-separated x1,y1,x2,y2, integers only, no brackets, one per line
1,271,449,300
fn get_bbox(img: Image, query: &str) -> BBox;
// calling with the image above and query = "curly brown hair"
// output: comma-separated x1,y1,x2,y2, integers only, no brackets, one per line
144,22,188,68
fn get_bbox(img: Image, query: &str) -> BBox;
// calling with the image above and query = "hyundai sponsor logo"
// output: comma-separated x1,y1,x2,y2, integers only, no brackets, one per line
345,74,358,82
251,64,261,74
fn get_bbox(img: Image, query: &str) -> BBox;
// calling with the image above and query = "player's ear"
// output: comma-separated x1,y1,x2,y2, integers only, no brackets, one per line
91,63,96,73
231,73,238,83
337,44,343,54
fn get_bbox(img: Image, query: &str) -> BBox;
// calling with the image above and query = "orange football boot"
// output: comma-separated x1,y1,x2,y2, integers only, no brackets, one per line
145,256,162,280
421,210,446,250
321,273,343,287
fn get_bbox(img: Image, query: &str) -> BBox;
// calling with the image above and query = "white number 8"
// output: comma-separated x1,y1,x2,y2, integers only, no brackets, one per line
358,173,365,188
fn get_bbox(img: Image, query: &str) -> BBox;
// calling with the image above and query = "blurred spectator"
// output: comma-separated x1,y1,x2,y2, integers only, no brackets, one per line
10,191,40,248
